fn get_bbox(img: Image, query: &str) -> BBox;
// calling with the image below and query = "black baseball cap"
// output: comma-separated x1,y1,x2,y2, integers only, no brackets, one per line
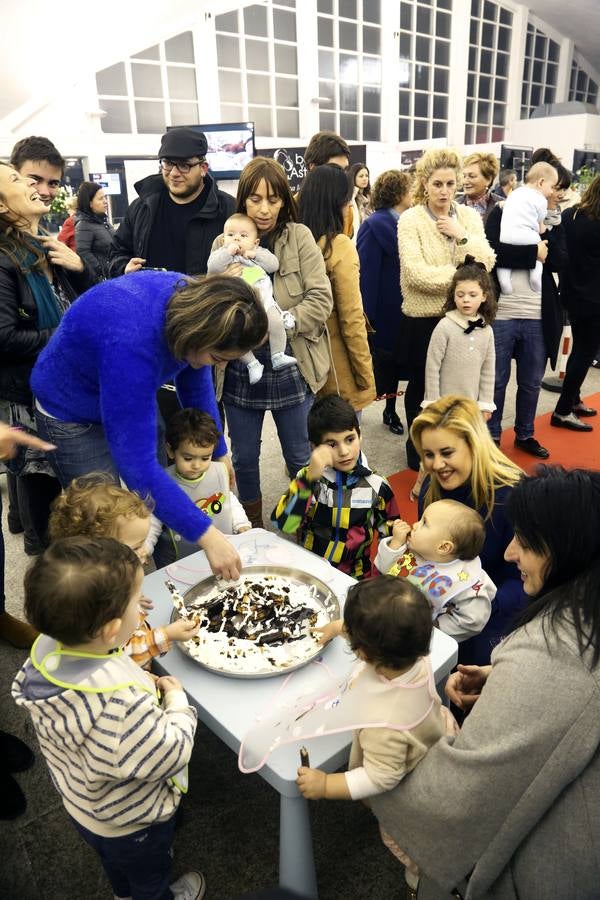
158,128,208,160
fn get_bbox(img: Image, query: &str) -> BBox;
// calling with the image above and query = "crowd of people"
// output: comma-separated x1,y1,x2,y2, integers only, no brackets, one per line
1,127,599,900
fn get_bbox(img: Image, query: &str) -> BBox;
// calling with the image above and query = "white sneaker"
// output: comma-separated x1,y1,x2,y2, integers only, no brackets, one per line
170,870,206,900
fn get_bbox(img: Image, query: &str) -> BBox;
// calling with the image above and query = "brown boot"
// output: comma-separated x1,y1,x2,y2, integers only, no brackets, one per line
241,498,263,529
0,612,39,649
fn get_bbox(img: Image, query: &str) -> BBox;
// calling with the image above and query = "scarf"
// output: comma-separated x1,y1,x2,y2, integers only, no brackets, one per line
20,240,62,330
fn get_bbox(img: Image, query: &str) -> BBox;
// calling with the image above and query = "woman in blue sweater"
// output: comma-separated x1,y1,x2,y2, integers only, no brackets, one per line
31,270,268,580
411,394,525,666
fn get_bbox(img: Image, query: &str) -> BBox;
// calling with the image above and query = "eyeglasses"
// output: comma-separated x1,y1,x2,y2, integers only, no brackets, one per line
159,158,205,174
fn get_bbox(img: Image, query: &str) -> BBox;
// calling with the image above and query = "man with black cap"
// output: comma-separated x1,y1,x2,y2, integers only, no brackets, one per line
109,127,235,277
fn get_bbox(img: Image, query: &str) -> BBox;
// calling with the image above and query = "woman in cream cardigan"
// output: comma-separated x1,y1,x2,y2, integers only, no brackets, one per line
398,147,495,471
298,164,375,414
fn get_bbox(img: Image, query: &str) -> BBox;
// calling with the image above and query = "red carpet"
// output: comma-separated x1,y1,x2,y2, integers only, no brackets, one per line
388,391,600,517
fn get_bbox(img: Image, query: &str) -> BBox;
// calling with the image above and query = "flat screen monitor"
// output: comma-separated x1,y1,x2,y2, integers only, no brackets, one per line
167,122,255,180
572,149,600,175
500,145,532,181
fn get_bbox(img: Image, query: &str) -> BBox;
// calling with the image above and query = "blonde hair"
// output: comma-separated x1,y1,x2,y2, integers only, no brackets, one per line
462,152,499,188
48,474,152,543
525,162,557,185
413,148,463,205
410,396,523,519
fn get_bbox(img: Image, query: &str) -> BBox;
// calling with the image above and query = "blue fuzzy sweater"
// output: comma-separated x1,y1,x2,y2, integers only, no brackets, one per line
31,270,227,543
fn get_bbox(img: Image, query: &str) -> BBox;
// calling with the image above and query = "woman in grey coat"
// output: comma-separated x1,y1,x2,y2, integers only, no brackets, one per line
74,181,115,281
372,465,600,900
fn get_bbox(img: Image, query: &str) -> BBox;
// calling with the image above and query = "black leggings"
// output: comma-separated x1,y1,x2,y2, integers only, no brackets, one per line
555,316,600,415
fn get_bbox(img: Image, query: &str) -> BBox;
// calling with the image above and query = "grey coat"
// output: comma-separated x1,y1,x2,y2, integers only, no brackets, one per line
371,613,600,899
75,211,115,281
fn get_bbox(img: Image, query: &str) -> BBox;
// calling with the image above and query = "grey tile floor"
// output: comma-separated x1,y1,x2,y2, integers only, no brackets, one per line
1,363,599,900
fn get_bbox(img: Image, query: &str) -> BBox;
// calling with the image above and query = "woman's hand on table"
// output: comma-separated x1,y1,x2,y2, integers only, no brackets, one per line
198,526,242,581
445,664,492,709
38,235,85,272
215,453,236,489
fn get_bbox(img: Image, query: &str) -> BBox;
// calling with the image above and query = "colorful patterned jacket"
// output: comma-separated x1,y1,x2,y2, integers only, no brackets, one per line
271,452,400,579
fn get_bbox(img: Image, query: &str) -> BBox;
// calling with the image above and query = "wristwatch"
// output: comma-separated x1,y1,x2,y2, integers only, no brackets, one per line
457,235,468,245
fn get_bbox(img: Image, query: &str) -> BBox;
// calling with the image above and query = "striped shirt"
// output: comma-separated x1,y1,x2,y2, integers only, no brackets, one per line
12,641,197,838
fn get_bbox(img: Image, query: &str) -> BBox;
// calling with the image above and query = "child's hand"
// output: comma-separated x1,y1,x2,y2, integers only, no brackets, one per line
156,675,183,694
237,524,252,533
139,594,154,611
227,241,240,256
296,766,327,799
306,445,335,481
390,519,411,550
313,618,343,645
245,248,257,259
483,411,492,422
165,618,200,643
539,221,547,235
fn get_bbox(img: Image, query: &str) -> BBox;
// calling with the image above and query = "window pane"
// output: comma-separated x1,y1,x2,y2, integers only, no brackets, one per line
339,0,357,19
276,77,298,107
471,0,480,16
470,20,479,44
339,21,357,51
400,3,412,29
363,55,382,83
219,70,242,103
496,54,508,77
131,63,163,98
170,102,199,126
249,106,272,136
523,58,531,81
132,45,159,61
436,11,451,39
437,0,451,8
363,0,380,24
399,118,410,141
363,86,381,114
414,93,429,117
399,90,410,116
532,60,543,83
340,113,358,140
319,80,335,103
432,120,447,138
216,11,238,33
492,104,505,126
217,35,240,69
100,99,131,133
417,6,431,33
497,27,510,52
434,69,448,92
165,32,194,64
483,1,496,21
318,0,333,12
318,16,334,46
275,43,298,75
464,123,473,144
546,63,557,87
339,54,358,83
416,36,430,62
494,79,506,101
400,33,412,59
320,110,336,130
477,101,490,123
277,108,299,136
433,95,447,119
339,83,358,112
481,23,495,47
248,74,271,104
499,8,511,25
530,85,541,107
414,120,428,140
435,41,450,66
244,5,268,37
467,73,475,96
466,99,474,120
221,104,244,120
480,49,492,72
363,115,380,141
135,100,166,134
246,39,268,71
534,34,546,57
274,9,296,41
96,62,127,96
479,75,490,99
319,50,335,79
415,65,430,91
548,41,560,63
363,25,380,54
167,67,197,101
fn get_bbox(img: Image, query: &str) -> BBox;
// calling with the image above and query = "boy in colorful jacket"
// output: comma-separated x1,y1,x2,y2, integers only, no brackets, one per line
271,395,400,579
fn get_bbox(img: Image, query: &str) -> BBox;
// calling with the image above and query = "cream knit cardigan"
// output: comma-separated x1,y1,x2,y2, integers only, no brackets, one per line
398,204,496,318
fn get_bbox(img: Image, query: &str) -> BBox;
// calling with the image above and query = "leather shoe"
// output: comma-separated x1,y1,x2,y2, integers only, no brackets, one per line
550,412,593,432
514,437,549,458
382,409,404,435
572,403,597,417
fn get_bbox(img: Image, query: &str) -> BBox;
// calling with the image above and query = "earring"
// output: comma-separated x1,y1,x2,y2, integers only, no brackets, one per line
423,188,429,199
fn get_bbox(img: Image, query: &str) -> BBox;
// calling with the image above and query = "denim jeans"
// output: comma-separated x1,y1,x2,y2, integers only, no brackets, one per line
34,410,119,488
488,319,547,441
70,814,177,899
223,395,314,502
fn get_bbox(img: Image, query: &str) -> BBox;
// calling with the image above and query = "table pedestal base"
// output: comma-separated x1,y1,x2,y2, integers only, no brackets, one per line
279,794,318,899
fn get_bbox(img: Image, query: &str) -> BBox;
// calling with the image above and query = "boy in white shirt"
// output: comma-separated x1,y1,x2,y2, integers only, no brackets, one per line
497,161,558,295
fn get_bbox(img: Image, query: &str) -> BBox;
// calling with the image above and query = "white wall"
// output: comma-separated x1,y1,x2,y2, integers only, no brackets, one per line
507,113,600,167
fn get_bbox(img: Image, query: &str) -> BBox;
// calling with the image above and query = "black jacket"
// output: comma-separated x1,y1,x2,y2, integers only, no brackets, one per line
0,253,92,405
108,173,235,277
485,203,568,369
560,205,600,322
74,210,115,281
